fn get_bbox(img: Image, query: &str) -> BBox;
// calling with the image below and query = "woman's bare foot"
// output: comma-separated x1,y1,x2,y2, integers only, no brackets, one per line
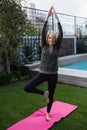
46,112,51,121
44,91,49,103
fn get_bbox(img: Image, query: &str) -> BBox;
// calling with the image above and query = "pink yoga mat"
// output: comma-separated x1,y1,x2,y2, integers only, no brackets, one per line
7,101,78,130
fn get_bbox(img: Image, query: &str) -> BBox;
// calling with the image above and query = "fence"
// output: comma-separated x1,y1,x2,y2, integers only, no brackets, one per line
24,7,87,35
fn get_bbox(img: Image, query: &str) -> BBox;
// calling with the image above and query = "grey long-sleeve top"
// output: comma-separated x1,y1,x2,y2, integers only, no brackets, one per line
40,21,63,72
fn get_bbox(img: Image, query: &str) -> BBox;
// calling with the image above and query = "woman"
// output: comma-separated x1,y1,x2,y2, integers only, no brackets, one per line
24,6,63,121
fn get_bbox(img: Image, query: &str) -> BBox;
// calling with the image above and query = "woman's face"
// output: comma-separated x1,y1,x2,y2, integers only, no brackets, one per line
47,34,54,45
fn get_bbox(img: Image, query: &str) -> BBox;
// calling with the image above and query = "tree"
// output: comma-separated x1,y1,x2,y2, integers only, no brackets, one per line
23,20,38,36
0,0,26,73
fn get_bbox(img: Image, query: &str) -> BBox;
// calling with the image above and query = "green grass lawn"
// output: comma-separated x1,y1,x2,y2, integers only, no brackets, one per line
0,80,87,130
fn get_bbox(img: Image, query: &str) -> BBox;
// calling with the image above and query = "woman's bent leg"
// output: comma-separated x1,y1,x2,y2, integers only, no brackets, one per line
24,73,45,95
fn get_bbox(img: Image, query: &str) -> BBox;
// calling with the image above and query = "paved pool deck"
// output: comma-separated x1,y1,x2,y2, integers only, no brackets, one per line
58,68,87,88
25,53,87,88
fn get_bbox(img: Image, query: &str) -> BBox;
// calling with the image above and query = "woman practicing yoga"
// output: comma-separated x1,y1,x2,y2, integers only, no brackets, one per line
24,6,63,121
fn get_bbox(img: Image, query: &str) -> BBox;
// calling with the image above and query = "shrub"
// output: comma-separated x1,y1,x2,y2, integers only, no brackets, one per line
77,38,87,53
0,63,38,85
0,72,13,85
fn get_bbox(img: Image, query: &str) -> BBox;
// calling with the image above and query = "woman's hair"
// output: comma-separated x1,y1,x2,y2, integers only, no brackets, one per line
46,31,57,43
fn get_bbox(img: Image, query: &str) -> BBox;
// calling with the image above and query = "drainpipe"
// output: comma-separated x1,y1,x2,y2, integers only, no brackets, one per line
74,16,77,54
74,36,77,54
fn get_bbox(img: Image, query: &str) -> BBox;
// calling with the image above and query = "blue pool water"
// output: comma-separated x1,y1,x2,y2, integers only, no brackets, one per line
60,60,87,71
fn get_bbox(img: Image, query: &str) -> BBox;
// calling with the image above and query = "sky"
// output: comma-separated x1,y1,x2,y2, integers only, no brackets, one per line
22,0,87,18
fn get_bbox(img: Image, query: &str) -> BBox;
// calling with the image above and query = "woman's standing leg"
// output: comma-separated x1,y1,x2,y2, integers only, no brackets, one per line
46,73,58,120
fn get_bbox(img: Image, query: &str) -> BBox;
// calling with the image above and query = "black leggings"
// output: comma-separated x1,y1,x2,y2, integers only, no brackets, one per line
24,73,58,113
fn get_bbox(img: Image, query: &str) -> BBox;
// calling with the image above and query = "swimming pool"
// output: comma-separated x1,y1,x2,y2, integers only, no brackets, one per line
60,60,87,71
